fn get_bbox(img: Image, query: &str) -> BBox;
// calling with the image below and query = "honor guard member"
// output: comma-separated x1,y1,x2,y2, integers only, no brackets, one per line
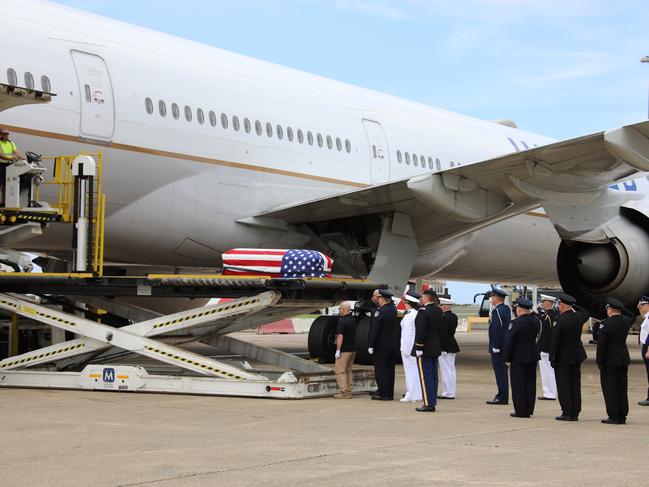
413,289,443,412
487,285,511,405
549,293,589,421
400,291,423,402
597,298,633,424
638,296,649,406
334,302,356,399
538,295,558,401
438,297,459,399
368,289,397,401
504,297,541,418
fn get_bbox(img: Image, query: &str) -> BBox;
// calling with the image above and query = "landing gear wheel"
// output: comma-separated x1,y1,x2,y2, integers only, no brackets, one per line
308,315,338,364
354,315,373,365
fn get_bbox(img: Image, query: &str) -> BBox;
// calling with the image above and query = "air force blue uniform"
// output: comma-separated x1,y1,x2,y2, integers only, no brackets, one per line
369,301,397,399
504,313,541,416
489,302,511,403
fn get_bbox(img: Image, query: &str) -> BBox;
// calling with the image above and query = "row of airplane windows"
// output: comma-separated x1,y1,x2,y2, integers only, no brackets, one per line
396,150,459,171
6,68,51,92
144,97,354,154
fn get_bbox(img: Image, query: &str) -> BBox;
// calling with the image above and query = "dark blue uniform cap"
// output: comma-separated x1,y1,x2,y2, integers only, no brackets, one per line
556,293,577,305
515,297,533,309
638,296,649,305
606,297,625,310
491,285,509,297
378,289,393,299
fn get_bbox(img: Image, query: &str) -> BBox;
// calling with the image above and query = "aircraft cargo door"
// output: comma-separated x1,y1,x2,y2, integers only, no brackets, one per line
71,50,115,141
362,119,390,184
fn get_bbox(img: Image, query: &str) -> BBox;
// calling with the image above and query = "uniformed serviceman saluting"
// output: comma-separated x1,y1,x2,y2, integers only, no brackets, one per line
438,297,460,400
549,293,589,421
597,298,633,424
412,289,443,412
637,296,649,407
504,297,541,418
368,289,397,401
537,295,558,401
487,285,511,405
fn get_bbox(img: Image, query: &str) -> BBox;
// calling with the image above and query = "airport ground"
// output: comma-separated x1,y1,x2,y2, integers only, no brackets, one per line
1,330,647,486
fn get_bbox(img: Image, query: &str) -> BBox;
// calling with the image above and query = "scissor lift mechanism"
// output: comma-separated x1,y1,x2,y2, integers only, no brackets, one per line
0,277,376,399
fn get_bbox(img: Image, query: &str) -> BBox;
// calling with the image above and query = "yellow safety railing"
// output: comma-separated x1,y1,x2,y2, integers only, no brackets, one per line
35,152,106,276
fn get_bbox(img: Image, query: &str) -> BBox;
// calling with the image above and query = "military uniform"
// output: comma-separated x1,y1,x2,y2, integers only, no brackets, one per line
638,296,649,406
368,294,397,400
538,304,558,400
439,307,460,399
413,300,442,410
549,294,589,421
488,287,511,404
504,298,541,418
597,298,633,424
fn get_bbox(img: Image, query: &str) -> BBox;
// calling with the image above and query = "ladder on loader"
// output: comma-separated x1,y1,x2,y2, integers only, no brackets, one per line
0,290,375,398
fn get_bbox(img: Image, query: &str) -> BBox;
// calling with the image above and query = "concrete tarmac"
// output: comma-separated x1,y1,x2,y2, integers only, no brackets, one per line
1,331,647,486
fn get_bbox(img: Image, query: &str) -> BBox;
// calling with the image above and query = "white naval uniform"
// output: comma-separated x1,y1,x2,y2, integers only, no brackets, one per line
640,312,649,347
400,309,422,401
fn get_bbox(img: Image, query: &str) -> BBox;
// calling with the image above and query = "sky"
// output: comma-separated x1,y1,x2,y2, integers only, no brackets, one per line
54,0,649,303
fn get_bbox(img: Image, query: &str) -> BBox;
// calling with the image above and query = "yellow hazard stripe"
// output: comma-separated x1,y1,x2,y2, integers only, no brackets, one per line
0,298,78,328
417,356,429,407
1,342,85,368
144,345,247,381
151,297,259,330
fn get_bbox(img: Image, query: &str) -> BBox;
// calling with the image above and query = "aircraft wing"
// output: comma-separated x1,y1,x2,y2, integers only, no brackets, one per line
0,83,54,112
255,120,649,246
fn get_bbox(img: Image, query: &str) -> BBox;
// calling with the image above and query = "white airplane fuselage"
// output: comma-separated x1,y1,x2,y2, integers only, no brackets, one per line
3,1,644,287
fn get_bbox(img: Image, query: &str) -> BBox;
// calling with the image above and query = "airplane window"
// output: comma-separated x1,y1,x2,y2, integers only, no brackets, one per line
287,127,294,141
209,110,217,126
172,103,180,120
244,118,251,133
413,153,418,167
276,125,283,140
336,137,342,151
298,129,304,144
24,72,34,90
420,155,426,168
428,156,433,169
255,120,262,135
307,131,313,145
221,113,228,129
405,153,410,165
84,84,92,102
372,145,377,158
233,115,240,131
158,100,167,117
6,68,17,86
325,135,332,149
184,105,192,122
145,97,154,115
197,108,205,125
345,139,351,153
41,75,51,92
317,133,323,148
397,150,402,163
266,122,273,137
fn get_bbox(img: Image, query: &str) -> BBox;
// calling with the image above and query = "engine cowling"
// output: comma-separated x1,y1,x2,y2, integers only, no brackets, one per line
556,210,649,318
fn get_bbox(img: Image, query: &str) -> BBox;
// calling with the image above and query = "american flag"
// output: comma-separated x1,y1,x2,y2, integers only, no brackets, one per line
222,248,333,278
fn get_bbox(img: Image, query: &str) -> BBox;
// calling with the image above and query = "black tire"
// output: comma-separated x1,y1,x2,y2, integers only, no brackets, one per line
308,315,338,364
354,315,373,365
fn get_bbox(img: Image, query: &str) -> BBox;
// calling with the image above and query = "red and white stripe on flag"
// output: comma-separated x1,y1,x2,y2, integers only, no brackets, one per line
222,248,333,277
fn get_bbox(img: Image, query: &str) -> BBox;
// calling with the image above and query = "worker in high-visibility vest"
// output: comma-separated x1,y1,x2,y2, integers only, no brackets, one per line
0,128,25,206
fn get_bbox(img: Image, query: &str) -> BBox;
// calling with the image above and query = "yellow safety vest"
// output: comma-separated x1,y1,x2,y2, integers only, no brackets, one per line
0,140,17,164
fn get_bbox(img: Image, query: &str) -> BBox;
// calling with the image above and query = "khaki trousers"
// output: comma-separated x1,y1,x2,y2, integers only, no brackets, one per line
335,351,356,394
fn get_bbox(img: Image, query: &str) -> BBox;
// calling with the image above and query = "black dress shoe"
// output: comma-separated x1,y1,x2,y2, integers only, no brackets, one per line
510,412,530,418
537,396,556,401
415,405,436,412
638,399,649,406
437,395,455,400
555,415,577,421
486,399,508,405
371,396,393,401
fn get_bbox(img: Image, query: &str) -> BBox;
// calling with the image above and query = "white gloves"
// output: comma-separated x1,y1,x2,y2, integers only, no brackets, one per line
335,350,341,359
368,348,374,355
441,351,448,356
416,350,423,357
492,348,500,354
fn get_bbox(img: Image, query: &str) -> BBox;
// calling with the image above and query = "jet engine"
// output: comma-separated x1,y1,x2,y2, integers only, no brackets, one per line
556,208,649,318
